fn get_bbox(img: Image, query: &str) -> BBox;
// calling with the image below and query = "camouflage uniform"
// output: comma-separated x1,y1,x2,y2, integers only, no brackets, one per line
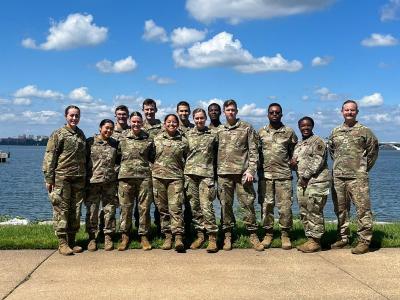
111,126,130,141
217,119,259,232
42,125,86,237
143,119,162,139
328,122,379,245
293,135,330,239
152,131,189,235
258,124,298,234
118,130,155,236
178,121,194,135
184,127,218,234
85,135,119,235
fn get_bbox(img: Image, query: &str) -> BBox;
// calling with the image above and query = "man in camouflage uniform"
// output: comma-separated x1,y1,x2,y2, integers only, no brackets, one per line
258,103,298,250
112,105,130,140
329,100,379,254
291,116,330,253
177,100,195,134
217,99,264,251
208,103,222,129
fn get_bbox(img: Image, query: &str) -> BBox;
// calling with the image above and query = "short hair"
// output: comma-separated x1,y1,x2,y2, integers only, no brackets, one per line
115,105,129,114
142,98,157,109
192,108,207,118
341,99,358,110
268,103,282,113
298,116,314,127
99,119,114,128
130,111,143,119
208,103,221,111
164,114,179,123
65,105,80,117
176,101,190,111
223,99,237,109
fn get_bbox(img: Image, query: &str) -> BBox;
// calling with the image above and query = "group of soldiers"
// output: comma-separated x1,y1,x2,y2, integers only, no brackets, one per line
43,97,379,255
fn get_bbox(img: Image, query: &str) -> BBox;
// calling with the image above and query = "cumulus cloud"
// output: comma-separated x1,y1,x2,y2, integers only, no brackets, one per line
173,32,302,73
239,103,266,116
198,98,225,109
380,0,400,21
361,33,398,47
13,98,31,106
362,113,391,123
0,98,10,105
142,20,168,43
68,87,93,102
314,87,341,101
170,27,207,47
358,93,384,107
14,85,64,100
147,75,175,85
186,0,335,24
311,56,333,67
0,113,17,121
22,111,61,124
21,13,108,50
96,56,137,73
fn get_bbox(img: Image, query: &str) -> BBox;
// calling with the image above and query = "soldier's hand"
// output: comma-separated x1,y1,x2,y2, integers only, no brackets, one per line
46,183,54,193
289,158,298,169
299,177,308,188
243,172,254,183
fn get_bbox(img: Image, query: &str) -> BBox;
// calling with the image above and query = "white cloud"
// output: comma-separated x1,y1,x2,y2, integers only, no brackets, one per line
361,33,398,47
314,87,340,101
14,85,64,99
186,0,335,24
13,98,31,106
142,20,168,43
302,95,309,101
361,113,391,123
311,56,333,67
358,93,384,107
147,75,175,85
0,98,10,105
198,98,224,109
21,13,108,50
380,0,400,21
0,113,17,121
68,87,93,102
96,56,137,73
170,27,207,47
239,103,266,116
173,32,302,73
22,111,61,124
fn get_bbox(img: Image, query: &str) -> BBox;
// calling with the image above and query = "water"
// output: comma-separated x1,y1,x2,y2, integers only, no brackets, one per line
0,146,399,222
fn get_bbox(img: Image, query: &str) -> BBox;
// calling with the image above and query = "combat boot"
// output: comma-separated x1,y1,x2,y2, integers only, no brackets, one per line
190,231,205,250
206,233,218,253
249,233,264,251
223,232,232,251
68,233,83,253
58,235,73,256
261,234,273,249
174,235,185,252
331,239,349,249
141,235,152,251
161,233,173,250
87,233,97,252
297,237,321,253
351,242,369,255
104,234,114,251
118,233,129,251
281,232,292,250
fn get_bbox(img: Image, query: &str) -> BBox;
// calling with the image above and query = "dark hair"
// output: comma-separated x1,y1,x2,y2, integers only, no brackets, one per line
268,103,282,113
130,111,143,119
142,98,157,109
164,114,179,123
208,103,221,111
341,99,358,110
64,105,80,117
298,116,314,127
176,101,190,111
115,105,129,114
192,108,207,118
99,119,114,128
223,99,237,109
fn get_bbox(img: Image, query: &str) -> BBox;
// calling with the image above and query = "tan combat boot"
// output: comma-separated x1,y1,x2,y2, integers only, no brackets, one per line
87,233,97,252
141,235,152,251
351,242,369,255
261,234,273,249
223,232,232,251
104,234,114,251
68,233,83,253
249,233,264,252
58,235,73,256
297,237,321,253
281,232,292,250
331,239,349,249
190,231,205,250
174,235,185,252
206,233,218,253
161,233,173,250
118,233,129,251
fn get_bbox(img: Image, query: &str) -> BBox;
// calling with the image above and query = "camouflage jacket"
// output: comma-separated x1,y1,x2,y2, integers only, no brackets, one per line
143,119,162,139
178,121,194,135
86,134,119,184
292,135,330,184
42,125,86,184
118,130,155,179
328,122,379,178
258,124,298,180
184,126,218,178
208,122,222,130
217,119,258,176
152,131,189,180
111,125,130,141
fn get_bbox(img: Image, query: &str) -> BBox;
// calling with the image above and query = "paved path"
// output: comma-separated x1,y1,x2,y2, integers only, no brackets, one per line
1,249,399,299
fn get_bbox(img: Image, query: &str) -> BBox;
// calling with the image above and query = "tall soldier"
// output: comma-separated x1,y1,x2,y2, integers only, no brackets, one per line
259,103,298,250
112,105,130,140
217,99,264,251
329,100,379,254
176,100,195,134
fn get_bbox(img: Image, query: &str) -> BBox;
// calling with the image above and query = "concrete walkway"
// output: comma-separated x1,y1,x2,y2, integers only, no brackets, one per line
1,249,399,299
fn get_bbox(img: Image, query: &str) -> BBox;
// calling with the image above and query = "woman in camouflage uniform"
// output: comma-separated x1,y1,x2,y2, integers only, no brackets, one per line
85,119,119,251
153,114,189,252
42,105,86,255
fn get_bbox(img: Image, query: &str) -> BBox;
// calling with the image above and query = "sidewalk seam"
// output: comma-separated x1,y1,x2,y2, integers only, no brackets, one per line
2,250,57,300
318,253,390,300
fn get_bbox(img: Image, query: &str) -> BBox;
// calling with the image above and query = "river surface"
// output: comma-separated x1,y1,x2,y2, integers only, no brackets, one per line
0,146,399,222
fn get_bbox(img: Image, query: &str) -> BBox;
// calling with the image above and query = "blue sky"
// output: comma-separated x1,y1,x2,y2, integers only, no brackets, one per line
0,0,399,141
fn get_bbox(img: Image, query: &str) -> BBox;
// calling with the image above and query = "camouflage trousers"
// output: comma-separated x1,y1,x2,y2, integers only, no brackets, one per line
185,175,218,234
153,177,184,235
49,176,85,237
118,178,152,236
85,182,117,235
332,177,373,244
218,174,258,232
297,181,330,239
260,178,293,233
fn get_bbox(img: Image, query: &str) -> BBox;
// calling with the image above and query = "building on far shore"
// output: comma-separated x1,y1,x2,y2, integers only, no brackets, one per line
0,135,49,146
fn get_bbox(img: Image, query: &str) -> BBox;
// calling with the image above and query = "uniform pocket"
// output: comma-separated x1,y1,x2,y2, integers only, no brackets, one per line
50,187,63,206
